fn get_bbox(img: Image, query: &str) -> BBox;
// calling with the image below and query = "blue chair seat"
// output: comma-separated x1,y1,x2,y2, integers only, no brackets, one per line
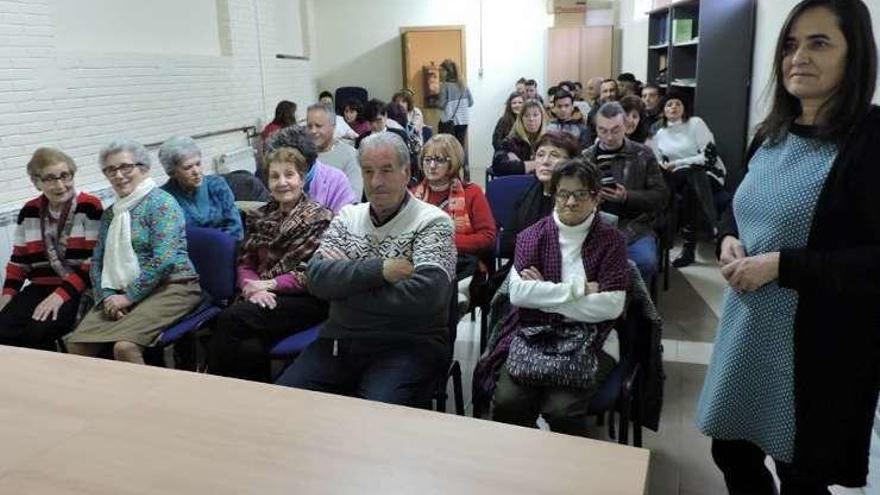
268,325,321,359
157,305,222,347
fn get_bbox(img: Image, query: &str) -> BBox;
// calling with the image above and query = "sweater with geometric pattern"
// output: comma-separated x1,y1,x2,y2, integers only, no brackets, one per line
3,192,103,302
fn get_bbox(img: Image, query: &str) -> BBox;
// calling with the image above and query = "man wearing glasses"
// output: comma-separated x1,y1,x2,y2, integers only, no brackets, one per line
583,102,668,284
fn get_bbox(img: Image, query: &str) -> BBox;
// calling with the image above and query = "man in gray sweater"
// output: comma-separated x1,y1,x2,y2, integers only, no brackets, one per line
276,132,457,408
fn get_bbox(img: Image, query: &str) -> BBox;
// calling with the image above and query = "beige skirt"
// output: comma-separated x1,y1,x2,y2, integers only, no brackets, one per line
67,281,202,347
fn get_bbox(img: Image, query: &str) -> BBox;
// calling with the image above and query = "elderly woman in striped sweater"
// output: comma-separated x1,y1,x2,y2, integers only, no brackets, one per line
0,148,103,350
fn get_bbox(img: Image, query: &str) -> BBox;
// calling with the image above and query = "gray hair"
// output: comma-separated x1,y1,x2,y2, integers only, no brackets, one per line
157,135,201,174
307,103,337,127
597,101,626,120
99,138,151,170
358,132,410,171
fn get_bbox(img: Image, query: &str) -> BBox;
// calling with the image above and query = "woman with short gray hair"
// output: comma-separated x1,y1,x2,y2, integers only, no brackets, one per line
159,135,242,240
66,138,202,364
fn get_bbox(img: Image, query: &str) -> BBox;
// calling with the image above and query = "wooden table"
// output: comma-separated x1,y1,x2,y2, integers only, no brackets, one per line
0,346,650,494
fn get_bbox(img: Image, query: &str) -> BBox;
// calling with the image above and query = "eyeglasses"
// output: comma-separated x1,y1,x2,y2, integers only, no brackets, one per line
35,172,73,184
102,163,139,177
555,189,594,203
422,156,451,166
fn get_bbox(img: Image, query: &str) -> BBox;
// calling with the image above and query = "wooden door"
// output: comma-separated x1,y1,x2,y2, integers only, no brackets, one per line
548,28,582,86
401,26,466,130
547,27,614,88
580,26,614,82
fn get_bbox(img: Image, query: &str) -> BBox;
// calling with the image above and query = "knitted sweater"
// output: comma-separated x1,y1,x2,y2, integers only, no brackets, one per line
91,188,197,304
3,192,103,302
161,175,243,240
307,195,456,345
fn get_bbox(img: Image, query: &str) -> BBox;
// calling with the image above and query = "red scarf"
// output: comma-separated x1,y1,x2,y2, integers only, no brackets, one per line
412,178,472,233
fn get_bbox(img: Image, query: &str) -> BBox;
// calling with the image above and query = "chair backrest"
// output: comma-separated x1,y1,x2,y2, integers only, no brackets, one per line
185,226,238,304
334,86,368,116
485,174,538,230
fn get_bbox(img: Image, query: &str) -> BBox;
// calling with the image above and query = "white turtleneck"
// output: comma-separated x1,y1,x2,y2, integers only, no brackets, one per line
509,210,626,323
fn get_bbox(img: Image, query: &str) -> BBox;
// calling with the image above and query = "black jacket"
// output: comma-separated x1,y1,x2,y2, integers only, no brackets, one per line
718,106,880,487
583,139,668,242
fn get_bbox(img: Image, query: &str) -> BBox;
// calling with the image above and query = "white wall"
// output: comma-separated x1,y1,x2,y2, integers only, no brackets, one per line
0,0,316,214
749,0,880,131
618,0,650,80
312,0,554,175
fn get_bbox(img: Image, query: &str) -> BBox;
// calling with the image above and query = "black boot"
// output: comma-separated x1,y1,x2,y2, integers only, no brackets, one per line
673,242,696,268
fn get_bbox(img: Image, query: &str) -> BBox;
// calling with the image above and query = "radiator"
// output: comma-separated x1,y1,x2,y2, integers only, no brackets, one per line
215,147,257,174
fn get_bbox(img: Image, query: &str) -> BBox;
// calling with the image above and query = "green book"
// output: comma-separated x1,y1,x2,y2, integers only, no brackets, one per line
673,19,694,43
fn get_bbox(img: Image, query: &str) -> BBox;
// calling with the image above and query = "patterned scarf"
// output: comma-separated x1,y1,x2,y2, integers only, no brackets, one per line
239,195,332,282
412,178,472,233
41,193,76,279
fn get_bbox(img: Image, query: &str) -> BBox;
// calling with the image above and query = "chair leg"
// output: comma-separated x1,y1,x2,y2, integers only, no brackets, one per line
663,249,670,291
633,418,643,448
608,411,616,440
451,361,465,416
435,380,448,413
479,304,488,353
618,396,632,445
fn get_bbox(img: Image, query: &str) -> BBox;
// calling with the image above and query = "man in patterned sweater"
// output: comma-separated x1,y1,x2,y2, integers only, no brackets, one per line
277,132,456,408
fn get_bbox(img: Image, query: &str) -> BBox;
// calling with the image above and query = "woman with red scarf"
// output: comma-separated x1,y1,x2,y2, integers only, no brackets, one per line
411,134,495,309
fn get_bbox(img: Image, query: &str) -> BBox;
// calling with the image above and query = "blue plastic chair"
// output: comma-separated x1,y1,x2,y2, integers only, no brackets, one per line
268,324,321,360
150,226,238,368
485,174,538,262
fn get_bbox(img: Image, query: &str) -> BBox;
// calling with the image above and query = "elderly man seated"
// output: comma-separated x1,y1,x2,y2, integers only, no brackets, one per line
276,133,456,408
582,102,668,283
307,103,363,200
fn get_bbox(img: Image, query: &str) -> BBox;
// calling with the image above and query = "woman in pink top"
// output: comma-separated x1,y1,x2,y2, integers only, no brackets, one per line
209,147,332,382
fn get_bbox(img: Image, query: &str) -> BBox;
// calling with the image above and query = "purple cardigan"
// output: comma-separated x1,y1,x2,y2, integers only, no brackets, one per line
308,160,357,213
473,213,629,401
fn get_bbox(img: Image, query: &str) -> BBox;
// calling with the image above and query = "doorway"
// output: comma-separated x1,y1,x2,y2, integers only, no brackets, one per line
400,25,466,132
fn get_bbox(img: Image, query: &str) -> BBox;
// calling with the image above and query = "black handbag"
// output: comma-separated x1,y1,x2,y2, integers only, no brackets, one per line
506,323,599,389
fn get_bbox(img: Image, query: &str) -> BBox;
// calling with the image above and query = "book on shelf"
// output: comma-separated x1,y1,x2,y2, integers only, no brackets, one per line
672,19,694,44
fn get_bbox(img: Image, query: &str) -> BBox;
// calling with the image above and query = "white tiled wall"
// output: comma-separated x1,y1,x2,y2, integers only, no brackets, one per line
0,0,315,212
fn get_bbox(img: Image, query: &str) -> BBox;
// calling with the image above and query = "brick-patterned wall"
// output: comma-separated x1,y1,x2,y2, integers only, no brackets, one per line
0,0,315,215
0,0,315,282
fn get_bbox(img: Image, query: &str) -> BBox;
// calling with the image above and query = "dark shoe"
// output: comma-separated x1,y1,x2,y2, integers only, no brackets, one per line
672,244,696,268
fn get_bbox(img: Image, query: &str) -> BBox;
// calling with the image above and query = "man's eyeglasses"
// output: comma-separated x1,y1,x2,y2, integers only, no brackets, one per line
35,172,73,185
102,163,139,177
555,189,594,203
422,156,451,166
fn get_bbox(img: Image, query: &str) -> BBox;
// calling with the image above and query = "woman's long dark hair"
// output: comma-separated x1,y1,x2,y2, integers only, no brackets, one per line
271,100,298,127
498,92,522,136
756,0,877,144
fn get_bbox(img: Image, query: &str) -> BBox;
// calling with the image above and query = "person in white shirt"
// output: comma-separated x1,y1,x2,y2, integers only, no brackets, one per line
650,93,726,267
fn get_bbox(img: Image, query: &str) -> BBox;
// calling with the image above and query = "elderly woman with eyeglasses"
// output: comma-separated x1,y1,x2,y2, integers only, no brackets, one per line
66,139,202,364
159,136,243,240
0,148,103,351
474,158,627,436
411,134,495,308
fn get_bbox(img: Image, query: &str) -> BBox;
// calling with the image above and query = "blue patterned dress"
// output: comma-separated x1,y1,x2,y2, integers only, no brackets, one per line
696,128,837,462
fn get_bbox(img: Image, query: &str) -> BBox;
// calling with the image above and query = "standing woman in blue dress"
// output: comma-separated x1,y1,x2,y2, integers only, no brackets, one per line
697,0,879,493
